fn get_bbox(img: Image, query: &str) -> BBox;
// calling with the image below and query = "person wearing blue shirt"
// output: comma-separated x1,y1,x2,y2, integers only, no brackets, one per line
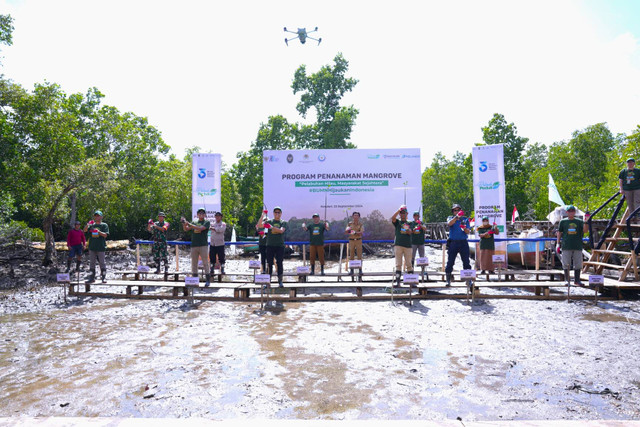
445,204,472,285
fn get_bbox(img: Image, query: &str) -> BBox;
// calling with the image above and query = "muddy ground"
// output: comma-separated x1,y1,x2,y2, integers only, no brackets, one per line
1,248,640,421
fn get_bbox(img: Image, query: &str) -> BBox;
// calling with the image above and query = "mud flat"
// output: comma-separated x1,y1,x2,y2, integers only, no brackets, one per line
1,254,640,421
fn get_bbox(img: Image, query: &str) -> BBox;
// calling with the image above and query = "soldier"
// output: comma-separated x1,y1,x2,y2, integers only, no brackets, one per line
303,213,329,275
256,209,268,274
556,205,588,286
391,205,414,286
182,208,211,286
258,206,287,287
411,211,426,267
209,212,227,275
84,210,109,284
147,212,170,274
619,158,640,220
476,216,498,274
346,211,364,262
445,204,471,285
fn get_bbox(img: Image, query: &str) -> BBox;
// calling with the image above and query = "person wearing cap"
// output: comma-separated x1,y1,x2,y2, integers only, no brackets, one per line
476,216,499,274
147,212,170,274
346,212,364,263
619,158,640,221
303,213,329,275
66,220,86,273
445,204,471,285
391,205,414,286
181,208,211,286
410,211,426,267
258,206,287,287
209,212,227,275
556,205,588,286
255,210,268,274
83,210,109,283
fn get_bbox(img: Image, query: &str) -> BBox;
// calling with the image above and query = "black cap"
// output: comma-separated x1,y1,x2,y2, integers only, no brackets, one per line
197,208,206,214
215,212,222,217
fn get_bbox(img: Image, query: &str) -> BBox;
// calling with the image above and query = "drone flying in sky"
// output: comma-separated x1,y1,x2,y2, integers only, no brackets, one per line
284,27,322,46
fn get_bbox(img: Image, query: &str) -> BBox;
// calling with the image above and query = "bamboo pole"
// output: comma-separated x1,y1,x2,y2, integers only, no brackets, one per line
175,245,179,272
136,244,140,266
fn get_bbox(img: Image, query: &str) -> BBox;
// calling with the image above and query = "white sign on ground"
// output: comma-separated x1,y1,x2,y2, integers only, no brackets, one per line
262,149,421,235
192,153,222,220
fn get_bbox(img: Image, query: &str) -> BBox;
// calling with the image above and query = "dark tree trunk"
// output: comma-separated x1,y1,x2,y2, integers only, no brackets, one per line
42,217,56,267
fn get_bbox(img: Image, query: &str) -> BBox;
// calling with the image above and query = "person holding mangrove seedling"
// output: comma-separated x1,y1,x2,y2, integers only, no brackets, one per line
391,205,414,287
445,204,471,286
411,210,426,267
303,213,329,275
476,216,499,274
619,158,640,221
147,212,169,274
84,210,109,284
182,208,211,286
258,206,287,287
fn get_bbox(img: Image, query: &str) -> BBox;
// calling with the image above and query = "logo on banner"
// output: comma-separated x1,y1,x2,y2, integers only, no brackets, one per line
198,168,206,179
263,155,279,162
367,154,380,159
287,154,294,163
318,154,326,162
479,161,488,172
478,181,500,190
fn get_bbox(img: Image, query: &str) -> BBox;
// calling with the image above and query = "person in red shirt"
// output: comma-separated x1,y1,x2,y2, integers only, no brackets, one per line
66,220,86,272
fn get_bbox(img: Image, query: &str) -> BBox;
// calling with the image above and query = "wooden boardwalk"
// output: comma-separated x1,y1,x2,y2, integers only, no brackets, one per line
64,268,640,302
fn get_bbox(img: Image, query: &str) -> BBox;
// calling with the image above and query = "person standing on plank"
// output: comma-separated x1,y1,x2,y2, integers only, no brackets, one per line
182,208,211,286
556,205,588,286
258,206,287,287
256,210,268,274
147,212,170,274
84,210,109,284
619,158,640,221
476,216,498,274
66,220,85,273
346,211,364,261
303,213,329,275
410,210,426,267
391,205,414,286
209,212,227,275
445,204,471,286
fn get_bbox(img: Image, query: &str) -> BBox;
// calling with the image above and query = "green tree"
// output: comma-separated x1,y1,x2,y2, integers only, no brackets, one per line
521,142,549,219
422,152,473,222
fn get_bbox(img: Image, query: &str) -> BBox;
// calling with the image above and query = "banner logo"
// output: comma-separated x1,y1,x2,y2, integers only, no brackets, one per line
479,161,488,172
318,154,326,162
287,154,294,163
478,181,500,190
198,168,206,179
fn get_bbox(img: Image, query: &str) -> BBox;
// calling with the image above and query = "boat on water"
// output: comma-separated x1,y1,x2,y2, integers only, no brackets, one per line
470,227,546,267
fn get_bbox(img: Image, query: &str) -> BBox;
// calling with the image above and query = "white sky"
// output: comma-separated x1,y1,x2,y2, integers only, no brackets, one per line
2,0,640,171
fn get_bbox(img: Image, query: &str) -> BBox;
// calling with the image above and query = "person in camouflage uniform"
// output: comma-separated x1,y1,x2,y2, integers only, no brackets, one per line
147,212,170,273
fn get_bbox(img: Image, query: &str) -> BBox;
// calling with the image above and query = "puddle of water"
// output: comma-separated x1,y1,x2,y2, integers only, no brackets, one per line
581,312,640,325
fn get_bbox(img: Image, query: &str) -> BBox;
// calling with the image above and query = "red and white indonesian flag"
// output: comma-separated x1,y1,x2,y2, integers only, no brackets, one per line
512,205,519,222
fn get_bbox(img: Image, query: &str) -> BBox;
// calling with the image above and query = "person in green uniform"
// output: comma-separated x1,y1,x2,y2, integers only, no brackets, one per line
147,212,170,274
619,158,640,221
476,216,499,274
410,211,426,267
256,209,268,273
556,205,588,286
303,213,329,275
391,205,414,286
83,210,109,284
181,208,211,286
258,206,287,287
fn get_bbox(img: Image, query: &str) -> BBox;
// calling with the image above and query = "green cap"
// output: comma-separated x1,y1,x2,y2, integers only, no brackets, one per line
197,208,206,214
94,210,103,216
482,216,489,220
312,213,319,217
413,211,420,215
627,158,635,163
566,205,576,211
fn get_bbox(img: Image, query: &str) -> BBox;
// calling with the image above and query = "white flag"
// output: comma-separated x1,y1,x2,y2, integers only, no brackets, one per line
548,173,565,206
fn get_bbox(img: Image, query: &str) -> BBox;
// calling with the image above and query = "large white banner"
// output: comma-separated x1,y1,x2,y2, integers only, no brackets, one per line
263,149,421,237
472,145,506,253
192,153,221,219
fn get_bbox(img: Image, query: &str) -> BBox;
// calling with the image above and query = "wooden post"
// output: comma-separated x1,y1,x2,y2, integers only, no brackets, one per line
175,245,180,272
338,243,344,280
441,244,446,272
535,242,540,270
136,243,140,266
302,244,306,265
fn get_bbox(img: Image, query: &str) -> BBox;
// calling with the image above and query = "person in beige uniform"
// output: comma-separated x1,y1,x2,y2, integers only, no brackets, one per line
346,211,364,261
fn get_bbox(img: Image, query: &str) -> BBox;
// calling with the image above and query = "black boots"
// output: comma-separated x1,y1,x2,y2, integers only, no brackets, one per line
221,264,225,275
164,259,169,274
310,264,315,275
321,265,325,276
574,269,583,286
394,271,401,287
205,274,211,287
101,270,107,283
85,271,95,284
278,273,284,287
155,261,161,274
446,273,452,286
66,258,72,273
564,269,571,285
